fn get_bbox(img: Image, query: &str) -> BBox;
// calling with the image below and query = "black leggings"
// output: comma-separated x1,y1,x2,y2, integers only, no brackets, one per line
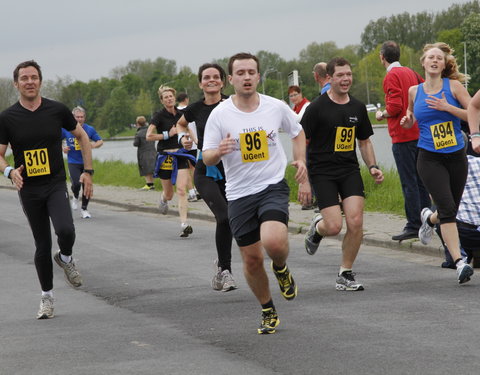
194,159,233,271
68,163,89,210
19,181,75,291
417,148,467,224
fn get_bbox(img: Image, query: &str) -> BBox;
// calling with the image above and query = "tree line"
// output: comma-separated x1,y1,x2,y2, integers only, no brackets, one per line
1,1,479,137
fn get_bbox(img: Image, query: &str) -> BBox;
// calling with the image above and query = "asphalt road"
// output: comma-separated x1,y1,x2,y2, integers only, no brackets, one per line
1,188,479,375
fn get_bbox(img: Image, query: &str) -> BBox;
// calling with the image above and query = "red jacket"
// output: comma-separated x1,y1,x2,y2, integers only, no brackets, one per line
383,65,423,143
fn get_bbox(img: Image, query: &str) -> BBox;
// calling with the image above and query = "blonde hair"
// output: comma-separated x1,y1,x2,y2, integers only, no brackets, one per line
136,116,146,126
420,42,468,83
158,85,176,100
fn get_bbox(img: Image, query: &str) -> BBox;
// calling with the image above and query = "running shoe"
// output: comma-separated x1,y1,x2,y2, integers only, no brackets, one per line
188,193,198,202
457,263,474,284
139,185,150,191
271,262,297,300
159,197,168,215
305,213,323,255
37,295,54,319
180,223,193,238
257,307,280,334
336,270,364,291
70,198,78,210
54,251,83,287
149,185,155,190
81,209,91,219
418,207,434,245
211,260,238,292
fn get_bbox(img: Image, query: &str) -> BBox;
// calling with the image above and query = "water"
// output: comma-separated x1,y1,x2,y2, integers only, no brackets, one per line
5,127,396,170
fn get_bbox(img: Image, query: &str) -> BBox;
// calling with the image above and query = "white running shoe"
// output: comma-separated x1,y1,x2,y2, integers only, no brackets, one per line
180,223,193,237
37,295,54,319
418,207,434,245
81,209,91,219
159,197,168,215
70,198,78,210
54,250,83,287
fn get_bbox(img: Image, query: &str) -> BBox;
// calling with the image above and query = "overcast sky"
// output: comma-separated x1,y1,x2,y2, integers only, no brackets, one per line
1,0,469,82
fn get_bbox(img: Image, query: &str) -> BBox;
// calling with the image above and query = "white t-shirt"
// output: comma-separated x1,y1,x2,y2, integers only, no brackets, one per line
203,94,302,201
178,105,198,151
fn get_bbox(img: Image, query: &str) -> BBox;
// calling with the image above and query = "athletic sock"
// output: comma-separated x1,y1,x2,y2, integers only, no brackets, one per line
60,253,72,264
339,266,352,276
42,290,54,298
271,262,286,272
261,299,275,311
455,258,465,268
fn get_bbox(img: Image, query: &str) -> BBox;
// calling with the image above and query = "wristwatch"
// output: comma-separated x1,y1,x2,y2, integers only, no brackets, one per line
83,169,94,176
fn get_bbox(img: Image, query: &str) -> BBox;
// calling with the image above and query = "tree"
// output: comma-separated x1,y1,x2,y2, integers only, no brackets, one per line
461,12,480,92
97,87,134,137
0,78,18,111
133,89,153,120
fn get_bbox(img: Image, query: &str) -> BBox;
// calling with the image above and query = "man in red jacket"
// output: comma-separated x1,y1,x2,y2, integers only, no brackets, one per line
376,41,431,241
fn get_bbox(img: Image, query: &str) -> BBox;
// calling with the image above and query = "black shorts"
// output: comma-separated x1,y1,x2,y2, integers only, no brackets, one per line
310,170,365,210
157,155,190,180
228,179,289,247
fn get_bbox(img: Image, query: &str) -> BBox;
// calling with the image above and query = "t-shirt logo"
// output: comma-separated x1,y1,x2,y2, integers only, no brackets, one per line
430,121,457,150
240,130,269,163
24,148,51,177
334,126,355,152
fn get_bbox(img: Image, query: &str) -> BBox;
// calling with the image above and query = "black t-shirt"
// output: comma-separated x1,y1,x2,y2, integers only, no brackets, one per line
150,107,183,152
301,93,373,176
182,95,228,151
0,98,77,186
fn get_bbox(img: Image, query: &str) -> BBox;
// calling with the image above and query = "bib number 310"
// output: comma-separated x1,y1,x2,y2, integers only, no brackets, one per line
24,148,51,177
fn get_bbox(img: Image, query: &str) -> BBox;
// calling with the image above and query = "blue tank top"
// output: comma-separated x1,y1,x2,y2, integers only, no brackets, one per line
414,78,464,153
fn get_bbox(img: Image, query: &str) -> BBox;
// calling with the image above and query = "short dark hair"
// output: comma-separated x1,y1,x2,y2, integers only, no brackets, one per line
227,52,260,75
176,92,189,103
380,41,400,64
326,57,351,76
197,63,227,86
14,60,42,82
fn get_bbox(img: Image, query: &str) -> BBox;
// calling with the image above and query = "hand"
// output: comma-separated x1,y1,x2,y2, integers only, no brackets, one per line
62,146,70,153
10,165,24,190
471,137,480,154
369,166,384,184
169,125,178,137
181,135,193,150
400,114,413,129
375,110,384,122
425,92,450,112
297,181,312,207
290,159,308,184
80,173,93,198
218,133,235,156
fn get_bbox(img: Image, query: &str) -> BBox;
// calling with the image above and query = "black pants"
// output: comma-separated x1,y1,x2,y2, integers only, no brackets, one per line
194,159,233,271
417,148,467,224
19,181,75,291
68,163,89,210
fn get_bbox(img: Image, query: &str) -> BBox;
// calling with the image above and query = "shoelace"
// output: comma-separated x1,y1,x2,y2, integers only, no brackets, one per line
262,311,277,327
342,271,357,282
276,270,292,289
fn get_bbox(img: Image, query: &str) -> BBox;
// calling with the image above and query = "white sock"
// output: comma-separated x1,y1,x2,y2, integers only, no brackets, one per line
339,267,352,276
188,189,195,196
456,259,466,269
181,222,189,229
60,253,72,264
42,290,53,298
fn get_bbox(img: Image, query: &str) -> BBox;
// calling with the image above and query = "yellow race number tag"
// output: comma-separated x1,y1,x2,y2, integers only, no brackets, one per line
240,130,269,163
74,138,81,150
24,148,51,177
160,155,173,170
430,121,457,150
334,126,355,152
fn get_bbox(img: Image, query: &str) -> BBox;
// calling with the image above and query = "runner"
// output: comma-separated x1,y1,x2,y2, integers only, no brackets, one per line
176,63,237,292
62,106,103,218
202,53,311,334
147,85,195,237
302,57,384,291
0,60,92,319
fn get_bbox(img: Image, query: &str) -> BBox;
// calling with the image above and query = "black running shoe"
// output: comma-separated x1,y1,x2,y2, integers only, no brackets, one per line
257,307,280,334
271,262,297,300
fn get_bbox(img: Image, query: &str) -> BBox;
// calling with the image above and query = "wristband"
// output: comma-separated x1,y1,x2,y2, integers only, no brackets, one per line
470,132,480,139
163,131,169,140
4,166,13,179
369,165,379,171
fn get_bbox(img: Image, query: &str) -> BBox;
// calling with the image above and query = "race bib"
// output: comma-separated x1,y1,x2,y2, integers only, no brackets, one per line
334,126,355,152
430,121,457,150
239,130,269,163
24,148,51,177
160,155,173,170
73,138,81,150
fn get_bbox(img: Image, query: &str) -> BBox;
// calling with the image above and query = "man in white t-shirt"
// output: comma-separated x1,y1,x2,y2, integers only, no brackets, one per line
203,52,311,334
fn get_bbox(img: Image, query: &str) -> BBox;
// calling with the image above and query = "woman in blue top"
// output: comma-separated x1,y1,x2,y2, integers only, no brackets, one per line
401,42,473,284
